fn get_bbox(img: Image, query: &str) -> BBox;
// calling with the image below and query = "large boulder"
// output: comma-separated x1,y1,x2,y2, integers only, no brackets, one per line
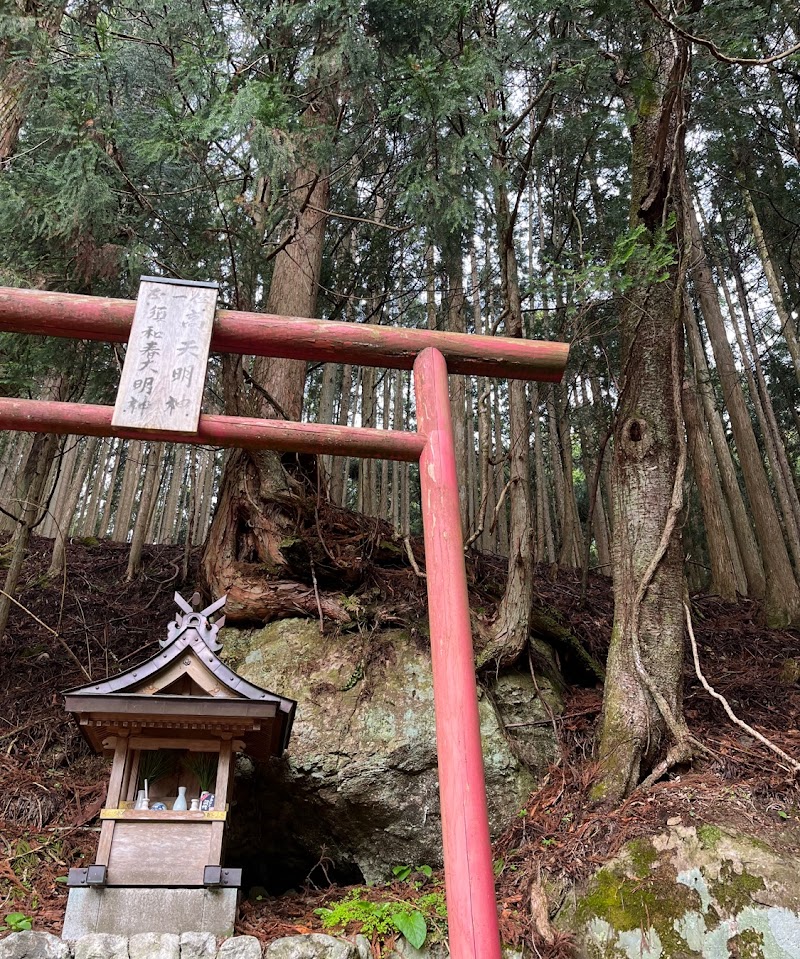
570,824,800,958
222,620,559,884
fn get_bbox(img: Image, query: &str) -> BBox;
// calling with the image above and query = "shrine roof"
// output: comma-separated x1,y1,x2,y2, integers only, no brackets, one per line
63,592,295,757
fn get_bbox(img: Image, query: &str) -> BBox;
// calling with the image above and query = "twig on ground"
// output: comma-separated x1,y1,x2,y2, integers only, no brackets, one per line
309,559,324,634
685,602,800,776
0,588,91,681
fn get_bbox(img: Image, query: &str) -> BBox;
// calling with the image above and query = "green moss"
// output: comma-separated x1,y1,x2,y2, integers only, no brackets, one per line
711,866,765,913
626,839,658,878
727,927,765,959
577,867,697,933
697,824,723,850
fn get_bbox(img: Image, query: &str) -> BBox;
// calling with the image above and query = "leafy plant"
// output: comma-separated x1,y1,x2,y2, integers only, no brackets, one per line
181,752,217,792
2,912,33,932
137,749,177,789
315,886,447,952
392,863,433,883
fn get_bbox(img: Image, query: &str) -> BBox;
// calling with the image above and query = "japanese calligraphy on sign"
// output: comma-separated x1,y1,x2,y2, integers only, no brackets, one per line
112,277,218,433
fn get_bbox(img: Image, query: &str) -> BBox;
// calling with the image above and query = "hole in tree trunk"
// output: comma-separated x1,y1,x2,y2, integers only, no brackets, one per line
628,420,643,442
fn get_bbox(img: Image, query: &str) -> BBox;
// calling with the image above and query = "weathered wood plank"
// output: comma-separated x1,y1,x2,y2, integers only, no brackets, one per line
112,278,217,433
106,822,211,885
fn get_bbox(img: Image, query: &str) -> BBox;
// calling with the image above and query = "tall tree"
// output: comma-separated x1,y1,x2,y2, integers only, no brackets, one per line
595,4,692,802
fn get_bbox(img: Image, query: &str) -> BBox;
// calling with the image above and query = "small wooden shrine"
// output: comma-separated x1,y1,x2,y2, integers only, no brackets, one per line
61,592,295,936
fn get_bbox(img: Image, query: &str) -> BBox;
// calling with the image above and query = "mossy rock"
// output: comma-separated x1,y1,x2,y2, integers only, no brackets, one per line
567,826,800,958
219,619,558,883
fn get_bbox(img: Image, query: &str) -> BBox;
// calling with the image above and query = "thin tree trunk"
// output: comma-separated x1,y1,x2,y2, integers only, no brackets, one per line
126,443,163,580
684,308,765,597
688,199,800,624
487,173,535,664
442,231,469,532
379,371,391,520
146,446,167,545
547,394,565,546
682,380,740,600
41,437,74,539
160,446,188,544
492,383,509,555
720,271,800,573
97,439,122,539
112,442,143,543
81,438,109,538
49,437,98,575
359,366,377,516
0,431,59,639
739,184,800,386
329,364,353,507
728,243,800,527
317,362,338,495
471,244,495,553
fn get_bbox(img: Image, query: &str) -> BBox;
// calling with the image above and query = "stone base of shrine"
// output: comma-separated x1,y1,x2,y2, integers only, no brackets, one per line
61,887,238,940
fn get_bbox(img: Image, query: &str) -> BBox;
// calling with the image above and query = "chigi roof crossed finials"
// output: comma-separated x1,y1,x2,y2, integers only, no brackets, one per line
63,592,296,760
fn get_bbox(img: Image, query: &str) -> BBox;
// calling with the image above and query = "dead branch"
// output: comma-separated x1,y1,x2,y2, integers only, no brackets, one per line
684,602,800,775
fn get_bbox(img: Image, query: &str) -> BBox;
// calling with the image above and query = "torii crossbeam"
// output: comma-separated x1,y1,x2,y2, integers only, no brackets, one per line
0,285,569,959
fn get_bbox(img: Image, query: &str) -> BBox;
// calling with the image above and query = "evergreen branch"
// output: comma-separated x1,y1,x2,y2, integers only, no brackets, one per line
637,0,800,66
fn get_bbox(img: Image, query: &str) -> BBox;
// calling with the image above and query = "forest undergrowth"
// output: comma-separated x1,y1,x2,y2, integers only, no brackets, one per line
1,525,800,956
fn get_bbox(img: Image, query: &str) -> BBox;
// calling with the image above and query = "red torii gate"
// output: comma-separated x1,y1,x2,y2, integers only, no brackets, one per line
0,286,569,959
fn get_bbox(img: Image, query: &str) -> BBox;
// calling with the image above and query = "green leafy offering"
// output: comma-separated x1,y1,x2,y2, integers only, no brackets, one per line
138,749,177,789
182,752,218,792
3,912,33,932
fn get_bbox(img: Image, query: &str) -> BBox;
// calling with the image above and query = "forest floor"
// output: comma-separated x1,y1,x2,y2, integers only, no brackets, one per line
1,528,800,956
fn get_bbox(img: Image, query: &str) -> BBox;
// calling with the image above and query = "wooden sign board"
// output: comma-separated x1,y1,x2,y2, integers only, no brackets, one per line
112,277,218,433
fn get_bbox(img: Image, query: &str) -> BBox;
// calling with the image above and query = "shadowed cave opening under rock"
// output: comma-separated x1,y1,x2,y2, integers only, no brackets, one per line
225,767,367,896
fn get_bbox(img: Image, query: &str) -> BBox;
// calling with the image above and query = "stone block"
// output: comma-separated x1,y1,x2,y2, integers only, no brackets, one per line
353,936,371,959
0,931,71,959
263,934,357,958
179,932,217,959
216,938,262,959
128,933,179,959
73,934,129,959
62,888,237,939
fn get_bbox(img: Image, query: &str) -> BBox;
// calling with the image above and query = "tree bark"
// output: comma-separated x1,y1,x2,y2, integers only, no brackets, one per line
201,99,350,622
0,0,66,162
684,308,764,597
596,20,691,802
49,437,98,575
486,175,536,664
681,380,739,600
739,184,800,386
126,443,163,580
687,199,800,625
0,429,59,640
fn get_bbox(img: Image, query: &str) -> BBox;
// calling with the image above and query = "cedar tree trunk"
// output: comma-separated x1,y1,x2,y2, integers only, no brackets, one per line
595,22,691,802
